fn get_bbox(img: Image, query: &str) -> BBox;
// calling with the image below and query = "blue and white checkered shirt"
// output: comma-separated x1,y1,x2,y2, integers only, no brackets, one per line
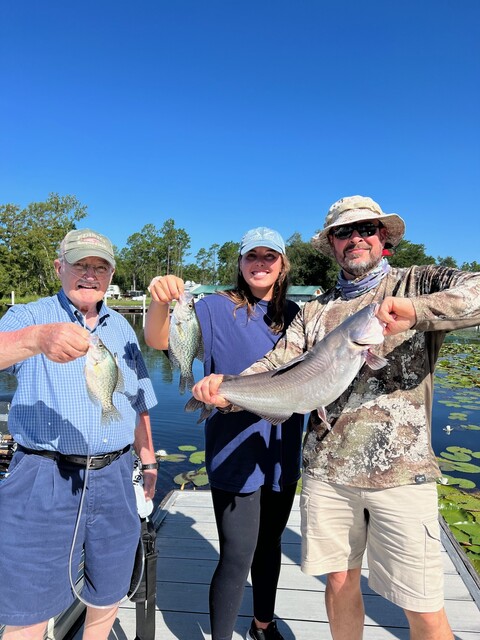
0,290,157,455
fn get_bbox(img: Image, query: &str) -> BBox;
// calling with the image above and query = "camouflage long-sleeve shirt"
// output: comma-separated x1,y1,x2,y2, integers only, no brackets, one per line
243,265,480,489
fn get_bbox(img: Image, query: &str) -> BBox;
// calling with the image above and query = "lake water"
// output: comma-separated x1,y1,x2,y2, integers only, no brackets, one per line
1,312,479,507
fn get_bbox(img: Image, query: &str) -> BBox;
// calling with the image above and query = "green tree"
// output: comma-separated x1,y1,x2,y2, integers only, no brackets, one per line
437,256,458,268
286,232,337,290
217,241,240,285
193,248,211,284
0,193,87,296
387,239,435,269
159,219,190,278
460,260,480,272
121,224,160,292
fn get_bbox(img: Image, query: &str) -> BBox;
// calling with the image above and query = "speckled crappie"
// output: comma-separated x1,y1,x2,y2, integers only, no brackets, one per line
84,335,124,424
186,303,387,427
168,292,204,394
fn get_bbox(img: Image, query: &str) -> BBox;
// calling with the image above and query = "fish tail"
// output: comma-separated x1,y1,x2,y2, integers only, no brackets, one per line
179,372,194,395
184,396,214,422
101,404,122,425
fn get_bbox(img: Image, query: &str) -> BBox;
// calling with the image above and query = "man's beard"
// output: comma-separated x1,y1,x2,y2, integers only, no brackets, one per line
341,254,381,278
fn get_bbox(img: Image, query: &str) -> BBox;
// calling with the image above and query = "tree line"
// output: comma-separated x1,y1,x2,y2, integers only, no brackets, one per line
1,193,478,299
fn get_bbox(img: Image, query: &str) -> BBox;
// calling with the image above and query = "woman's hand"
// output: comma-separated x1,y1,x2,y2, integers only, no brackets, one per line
192,374,229,408
148,275,185,305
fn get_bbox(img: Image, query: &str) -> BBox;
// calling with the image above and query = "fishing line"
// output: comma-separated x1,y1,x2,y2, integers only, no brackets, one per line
67,313,145,610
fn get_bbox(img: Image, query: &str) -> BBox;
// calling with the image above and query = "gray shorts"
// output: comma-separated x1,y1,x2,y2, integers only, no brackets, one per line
300,474,444,612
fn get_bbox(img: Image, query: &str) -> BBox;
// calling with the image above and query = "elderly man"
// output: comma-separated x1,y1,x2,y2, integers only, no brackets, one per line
0,229,158,639
192,196,480,640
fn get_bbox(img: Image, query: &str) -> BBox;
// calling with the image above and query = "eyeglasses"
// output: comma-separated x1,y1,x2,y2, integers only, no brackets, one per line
330,222,381,241
67,262,113,277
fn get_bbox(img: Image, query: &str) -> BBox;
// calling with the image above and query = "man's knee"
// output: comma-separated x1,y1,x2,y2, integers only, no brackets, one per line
327,568,362,594
3,621,48,640
404,607,453,639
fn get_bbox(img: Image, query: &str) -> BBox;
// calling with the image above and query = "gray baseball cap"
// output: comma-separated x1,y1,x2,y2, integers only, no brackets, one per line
240,227,286,255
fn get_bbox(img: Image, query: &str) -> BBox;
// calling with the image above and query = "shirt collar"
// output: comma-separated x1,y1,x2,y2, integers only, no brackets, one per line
56,289,110,330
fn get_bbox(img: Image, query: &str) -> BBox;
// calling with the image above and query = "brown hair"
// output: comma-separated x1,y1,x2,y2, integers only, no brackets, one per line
219,254,291,334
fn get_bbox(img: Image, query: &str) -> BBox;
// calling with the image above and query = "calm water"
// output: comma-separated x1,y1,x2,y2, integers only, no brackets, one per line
1,312,479,506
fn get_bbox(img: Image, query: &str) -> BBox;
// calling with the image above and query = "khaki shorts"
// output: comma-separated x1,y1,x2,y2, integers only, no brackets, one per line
300,475,444,612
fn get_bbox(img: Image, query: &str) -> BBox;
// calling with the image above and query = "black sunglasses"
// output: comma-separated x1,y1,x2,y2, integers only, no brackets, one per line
330,222,382,241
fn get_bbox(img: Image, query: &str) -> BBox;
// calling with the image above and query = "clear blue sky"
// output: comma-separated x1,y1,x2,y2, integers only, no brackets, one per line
1,0,479,266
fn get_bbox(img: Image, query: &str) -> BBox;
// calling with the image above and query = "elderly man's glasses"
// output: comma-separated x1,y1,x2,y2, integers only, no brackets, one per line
67,262,112,277
330,222,381,241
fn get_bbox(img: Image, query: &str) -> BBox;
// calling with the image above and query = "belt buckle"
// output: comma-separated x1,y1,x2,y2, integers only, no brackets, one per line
88,455,105,470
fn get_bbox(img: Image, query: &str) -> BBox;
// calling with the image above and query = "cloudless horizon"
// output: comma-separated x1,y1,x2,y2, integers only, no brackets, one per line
1,0,479,266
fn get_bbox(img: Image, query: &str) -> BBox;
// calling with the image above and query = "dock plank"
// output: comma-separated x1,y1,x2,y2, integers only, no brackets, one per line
74,489,480,639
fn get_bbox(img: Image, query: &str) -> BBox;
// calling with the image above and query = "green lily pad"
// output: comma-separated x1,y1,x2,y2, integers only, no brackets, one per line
161,453,187,462
439,451,472,462
448,412,469,421
189,450,206,464
439,475,476,489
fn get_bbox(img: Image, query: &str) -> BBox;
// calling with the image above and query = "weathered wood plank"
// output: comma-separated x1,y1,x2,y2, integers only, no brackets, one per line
69,489,480,639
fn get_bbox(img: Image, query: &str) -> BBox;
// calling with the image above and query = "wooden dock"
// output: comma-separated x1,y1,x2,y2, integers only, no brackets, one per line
77,489,480,640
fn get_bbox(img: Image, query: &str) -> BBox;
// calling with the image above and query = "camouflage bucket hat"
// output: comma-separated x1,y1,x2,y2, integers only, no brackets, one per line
311,195,406,257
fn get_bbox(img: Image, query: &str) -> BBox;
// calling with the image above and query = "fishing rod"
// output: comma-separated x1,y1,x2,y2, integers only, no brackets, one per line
67,319,147,609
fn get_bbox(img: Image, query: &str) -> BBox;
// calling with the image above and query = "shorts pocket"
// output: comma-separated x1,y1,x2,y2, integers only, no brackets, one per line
0,450,29,489
423,518,443,595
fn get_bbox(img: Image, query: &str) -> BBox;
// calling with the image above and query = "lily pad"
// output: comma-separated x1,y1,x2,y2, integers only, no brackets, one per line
448,412,469,421
178,445,198,452
189,450,206,464
161,453,187,462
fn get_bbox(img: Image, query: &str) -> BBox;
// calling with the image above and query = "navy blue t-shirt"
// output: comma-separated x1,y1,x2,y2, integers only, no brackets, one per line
195,293,304,493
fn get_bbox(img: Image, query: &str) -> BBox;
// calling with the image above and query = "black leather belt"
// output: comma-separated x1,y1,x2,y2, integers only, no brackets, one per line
17,444,130,470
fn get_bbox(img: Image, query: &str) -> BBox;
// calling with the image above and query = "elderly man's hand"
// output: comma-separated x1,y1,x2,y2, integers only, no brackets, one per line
37,323,90,363
142,469,157,501
376,297,417,336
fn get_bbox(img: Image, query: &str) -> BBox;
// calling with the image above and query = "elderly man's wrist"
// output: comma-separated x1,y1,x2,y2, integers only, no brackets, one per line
141,461,159,470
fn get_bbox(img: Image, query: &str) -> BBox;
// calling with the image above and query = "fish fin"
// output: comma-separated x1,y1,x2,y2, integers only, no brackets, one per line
179,372,194,395
196,340,205,362
184,397,214,422
198,406,213,423
365,351,388,370
271,352,307,376
316,407,332,430
114,361,125,393
168,349,181,372
257,412,293,425
101,405,122,425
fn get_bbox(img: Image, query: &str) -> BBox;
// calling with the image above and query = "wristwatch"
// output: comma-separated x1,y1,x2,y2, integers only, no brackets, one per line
141,462,159,470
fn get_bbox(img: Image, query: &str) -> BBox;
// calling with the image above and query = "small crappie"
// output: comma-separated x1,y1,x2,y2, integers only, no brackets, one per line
85,335,123,424
168,292,204,394
186,303,387,427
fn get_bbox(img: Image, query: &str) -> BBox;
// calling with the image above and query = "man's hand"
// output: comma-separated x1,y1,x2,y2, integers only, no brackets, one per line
376,297,417,336
192,374,229,408
142,469,157,501
37,323,90,363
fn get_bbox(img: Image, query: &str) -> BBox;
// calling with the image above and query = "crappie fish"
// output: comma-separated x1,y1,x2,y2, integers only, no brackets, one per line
186,303,387,428
168,292,204,394
84,335,124,424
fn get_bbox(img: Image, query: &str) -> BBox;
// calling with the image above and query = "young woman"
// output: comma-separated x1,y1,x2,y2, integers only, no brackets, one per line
144,227,304,640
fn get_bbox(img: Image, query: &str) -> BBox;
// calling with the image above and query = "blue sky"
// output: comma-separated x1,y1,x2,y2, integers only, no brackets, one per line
1,0,479,266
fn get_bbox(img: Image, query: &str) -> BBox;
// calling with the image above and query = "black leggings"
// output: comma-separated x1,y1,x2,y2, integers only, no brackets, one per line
209,482,297,640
